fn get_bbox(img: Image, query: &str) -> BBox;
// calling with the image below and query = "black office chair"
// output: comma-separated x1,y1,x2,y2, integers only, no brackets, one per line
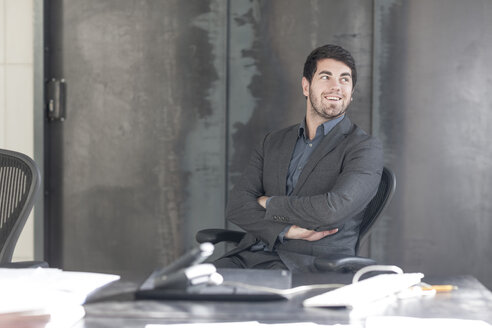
0,148,47,268
196,166,396,272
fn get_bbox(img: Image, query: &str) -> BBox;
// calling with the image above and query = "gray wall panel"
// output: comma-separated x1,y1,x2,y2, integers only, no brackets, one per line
48,0,227,278
373,0,492,288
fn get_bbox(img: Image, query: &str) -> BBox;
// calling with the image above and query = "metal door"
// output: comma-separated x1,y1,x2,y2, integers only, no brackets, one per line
45,0,228,278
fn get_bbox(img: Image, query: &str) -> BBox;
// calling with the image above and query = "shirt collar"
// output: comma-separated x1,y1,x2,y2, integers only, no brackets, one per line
298,114,345,139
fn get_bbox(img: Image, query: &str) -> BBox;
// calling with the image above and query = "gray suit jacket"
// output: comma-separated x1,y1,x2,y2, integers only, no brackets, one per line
223,116,383,272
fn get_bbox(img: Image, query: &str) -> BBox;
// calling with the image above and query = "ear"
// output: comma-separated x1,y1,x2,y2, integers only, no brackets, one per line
301,77,310,98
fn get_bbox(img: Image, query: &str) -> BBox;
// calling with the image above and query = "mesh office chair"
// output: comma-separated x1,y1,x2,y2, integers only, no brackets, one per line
0,148,45,267
196,166,396,272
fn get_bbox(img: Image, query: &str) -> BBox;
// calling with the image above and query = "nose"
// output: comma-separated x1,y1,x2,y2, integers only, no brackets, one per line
328,78,341,91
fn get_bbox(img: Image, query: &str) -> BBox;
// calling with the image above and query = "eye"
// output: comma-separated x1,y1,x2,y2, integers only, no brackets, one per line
320,75,329,80
340,77,351,84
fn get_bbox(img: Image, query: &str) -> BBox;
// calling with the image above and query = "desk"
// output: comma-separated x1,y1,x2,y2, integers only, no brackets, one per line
78,273,492,327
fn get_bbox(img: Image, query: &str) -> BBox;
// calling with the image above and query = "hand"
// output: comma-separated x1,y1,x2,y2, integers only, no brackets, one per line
257,196,269,209
285,225,338,241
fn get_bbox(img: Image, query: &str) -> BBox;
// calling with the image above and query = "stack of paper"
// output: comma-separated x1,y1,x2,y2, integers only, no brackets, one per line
0,268,119,328
365,316,492,328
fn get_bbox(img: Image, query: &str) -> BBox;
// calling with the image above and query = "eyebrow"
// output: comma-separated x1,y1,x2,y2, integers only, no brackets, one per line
318,70,352,78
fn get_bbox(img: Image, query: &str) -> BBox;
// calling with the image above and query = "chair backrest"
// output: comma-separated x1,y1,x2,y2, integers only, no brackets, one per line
0,149,41,263
355,166,396,254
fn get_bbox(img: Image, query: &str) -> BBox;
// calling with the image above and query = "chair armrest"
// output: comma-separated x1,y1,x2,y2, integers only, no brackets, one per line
314,255,376,273
196,229,246,245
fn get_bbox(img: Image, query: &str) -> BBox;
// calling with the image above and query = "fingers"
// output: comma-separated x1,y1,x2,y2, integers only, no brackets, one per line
325,228,339,236
301,228,339,241
304,229,335,241
285,225,339,241
304,231,327,241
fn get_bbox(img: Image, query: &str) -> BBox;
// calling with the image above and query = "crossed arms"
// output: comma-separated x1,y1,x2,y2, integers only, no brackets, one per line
256,195,339,241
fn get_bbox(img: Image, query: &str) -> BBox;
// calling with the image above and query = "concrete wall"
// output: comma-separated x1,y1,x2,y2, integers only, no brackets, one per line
0,0,36,262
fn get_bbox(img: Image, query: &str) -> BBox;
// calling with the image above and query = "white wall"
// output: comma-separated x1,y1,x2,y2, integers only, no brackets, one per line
0,0,35,261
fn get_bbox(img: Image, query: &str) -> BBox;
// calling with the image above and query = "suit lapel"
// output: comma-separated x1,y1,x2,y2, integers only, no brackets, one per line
292,116,353,195
276,125,299,195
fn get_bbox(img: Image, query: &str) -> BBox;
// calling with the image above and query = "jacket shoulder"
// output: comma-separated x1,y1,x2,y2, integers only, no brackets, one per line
348,123,383,147
264,123,299,143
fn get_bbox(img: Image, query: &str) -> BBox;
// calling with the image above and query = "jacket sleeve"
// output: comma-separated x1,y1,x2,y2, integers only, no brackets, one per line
225,134,290,248
264,136,383,231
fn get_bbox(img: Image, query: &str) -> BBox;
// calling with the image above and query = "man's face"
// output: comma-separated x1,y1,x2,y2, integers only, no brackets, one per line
302,58,353,121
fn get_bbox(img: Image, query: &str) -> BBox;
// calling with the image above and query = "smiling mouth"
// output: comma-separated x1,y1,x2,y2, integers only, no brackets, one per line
324,96,342,101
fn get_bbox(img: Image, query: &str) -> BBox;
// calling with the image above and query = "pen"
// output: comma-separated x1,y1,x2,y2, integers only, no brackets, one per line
421,285,457,292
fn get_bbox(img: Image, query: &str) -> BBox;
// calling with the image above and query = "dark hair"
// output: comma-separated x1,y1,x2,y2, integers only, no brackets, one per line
303,44,357,87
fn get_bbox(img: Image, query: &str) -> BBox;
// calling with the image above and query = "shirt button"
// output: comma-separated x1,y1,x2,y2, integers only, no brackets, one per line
309,143,313,147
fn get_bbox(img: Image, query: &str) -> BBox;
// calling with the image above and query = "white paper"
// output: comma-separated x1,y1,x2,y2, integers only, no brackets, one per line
146,322,360,328
365,316,492,328
0,268,119,328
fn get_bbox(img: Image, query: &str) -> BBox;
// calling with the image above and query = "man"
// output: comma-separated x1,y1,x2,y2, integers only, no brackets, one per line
215,44,383,272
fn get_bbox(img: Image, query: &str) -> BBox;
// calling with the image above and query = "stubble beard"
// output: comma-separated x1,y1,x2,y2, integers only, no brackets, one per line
309,91,348,121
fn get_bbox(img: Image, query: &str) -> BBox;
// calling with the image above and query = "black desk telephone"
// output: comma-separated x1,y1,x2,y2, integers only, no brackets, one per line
136,243,291,301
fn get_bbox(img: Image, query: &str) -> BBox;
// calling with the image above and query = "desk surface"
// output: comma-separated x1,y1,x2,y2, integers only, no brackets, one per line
78,273,492,328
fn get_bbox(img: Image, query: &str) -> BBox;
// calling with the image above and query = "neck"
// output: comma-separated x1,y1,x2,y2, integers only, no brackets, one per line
305,113,328,140
305,112,344,140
